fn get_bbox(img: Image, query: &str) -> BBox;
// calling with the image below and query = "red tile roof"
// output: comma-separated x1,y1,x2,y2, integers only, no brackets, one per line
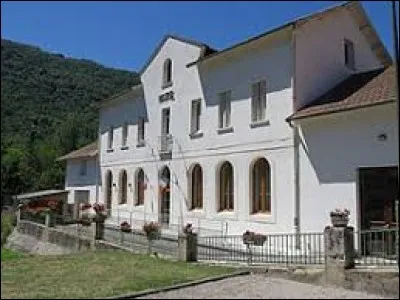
57,141,98,161
288,66,396,121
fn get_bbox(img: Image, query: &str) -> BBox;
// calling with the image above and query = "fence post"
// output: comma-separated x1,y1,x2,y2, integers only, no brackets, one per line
395,199,399,266
16,208,21,228
324,216,355,286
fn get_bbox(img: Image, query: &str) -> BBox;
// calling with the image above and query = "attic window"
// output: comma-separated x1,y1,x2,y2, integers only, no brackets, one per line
344,39,355,70
162,59,172,88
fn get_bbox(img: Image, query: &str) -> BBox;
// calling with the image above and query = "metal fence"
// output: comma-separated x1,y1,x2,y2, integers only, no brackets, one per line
198,232,325,266
354,228,399,266
104,208,225,237
102,224,179,258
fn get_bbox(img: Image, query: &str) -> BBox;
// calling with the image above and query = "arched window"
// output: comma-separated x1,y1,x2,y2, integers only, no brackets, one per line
119,170,128,204
105,170,113,215
251,158,271,214
135,168,145,206
219,161,234,211
190,164,203,210
163,59,172,87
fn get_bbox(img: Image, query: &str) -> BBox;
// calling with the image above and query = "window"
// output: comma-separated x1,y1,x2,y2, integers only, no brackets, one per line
161,108,170,136
137,118,145,146
79,160,87,176
344,39,355,70
251,158,271,214
219,161,234,211
135,168,145,206
163,59,172,87
190,164,203,210
119,170,128,204
108,126,114,149
219,91,231,129
190,99,201,134
251,80,267,123
122,122,128,147
105,171,113,215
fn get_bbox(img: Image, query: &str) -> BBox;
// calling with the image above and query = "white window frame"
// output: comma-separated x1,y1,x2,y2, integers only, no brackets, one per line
218,91,231,129
190,99,201,134
251,80,267,123
122,122,128,147
137,118,145,146
107,126,114,150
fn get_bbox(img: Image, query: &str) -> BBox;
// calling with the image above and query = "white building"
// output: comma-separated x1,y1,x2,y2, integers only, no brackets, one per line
61,1,397,237
58,141,100,219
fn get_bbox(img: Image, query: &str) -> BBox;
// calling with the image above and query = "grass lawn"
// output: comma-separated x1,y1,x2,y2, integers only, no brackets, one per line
1,248,25,261
1,250,236,299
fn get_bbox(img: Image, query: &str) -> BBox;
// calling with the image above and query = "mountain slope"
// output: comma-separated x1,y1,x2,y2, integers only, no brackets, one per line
1,39,140,204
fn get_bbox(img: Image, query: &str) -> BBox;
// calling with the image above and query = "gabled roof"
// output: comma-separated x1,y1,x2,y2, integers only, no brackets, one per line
287,66,396,121
57,141,98,161
98,83,143,108
139,34,217,75
187,1,391,68
14,190,69,201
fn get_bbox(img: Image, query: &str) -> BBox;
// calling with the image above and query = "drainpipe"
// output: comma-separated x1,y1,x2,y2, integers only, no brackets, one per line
289,25,301,248
288,119,301,249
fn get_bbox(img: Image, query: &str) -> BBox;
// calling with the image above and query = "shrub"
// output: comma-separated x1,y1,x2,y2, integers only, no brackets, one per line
143,221,160,240
1,213,16,246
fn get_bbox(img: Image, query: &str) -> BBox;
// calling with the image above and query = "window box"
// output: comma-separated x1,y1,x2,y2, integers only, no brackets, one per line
106,148,114,153
250,120,270,128
189,131,204,139
217,126,234,135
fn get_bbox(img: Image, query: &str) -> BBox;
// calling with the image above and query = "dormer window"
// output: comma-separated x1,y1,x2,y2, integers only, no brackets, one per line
162,58,172,88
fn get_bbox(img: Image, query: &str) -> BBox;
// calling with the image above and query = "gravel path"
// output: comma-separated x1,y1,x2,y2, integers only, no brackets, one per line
137,274,390,299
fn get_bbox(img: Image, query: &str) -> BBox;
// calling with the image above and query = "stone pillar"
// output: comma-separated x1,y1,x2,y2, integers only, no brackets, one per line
16,208,21,228
324,225,355,285
178,233,198,262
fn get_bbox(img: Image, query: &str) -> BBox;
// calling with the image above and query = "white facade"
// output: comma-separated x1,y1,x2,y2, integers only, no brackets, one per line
297,103,398,232
90,3,395,236
65,157,99,208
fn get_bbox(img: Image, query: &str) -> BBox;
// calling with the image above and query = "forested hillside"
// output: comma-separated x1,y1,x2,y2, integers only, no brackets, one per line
1,39,140,204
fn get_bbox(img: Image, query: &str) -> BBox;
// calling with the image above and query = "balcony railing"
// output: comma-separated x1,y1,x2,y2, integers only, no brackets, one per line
159,134,173,154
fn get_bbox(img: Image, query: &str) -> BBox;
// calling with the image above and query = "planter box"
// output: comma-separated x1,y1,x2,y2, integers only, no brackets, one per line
330,214,349,227
120,227,132,233
243,234,266,246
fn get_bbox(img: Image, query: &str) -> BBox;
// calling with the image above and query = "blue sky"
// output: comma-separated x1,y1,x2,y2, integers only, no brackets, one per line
1,1,398,72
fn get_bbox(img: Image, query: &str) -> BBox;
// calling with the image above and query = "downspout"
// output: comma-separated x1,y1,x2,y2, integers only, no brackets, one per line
95,119,101,204
290,24,301,248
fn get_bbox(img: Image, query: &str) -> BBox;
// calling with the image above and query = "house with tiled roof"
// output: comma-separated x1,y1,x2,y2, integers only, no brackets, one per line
60,1,397,244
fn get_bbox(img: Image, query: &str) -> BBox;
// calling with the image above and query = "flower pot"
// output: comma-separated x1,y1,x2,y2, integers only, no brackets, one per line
330,214,349,227
121,227,132,233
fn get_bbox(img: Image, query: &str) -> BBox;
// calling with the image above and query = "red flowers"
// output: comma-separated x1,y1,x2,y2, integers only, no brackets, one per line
80,203,92,210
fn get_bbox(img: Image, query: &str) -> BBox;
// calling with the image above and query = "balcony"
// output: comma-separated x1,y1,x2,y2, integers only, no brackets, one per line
159,134,173,154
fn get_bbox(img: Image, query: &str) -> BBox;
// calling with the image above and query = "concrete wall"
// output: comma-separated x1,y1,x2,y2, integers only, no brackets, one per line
294,7,382,110
297,103,397,232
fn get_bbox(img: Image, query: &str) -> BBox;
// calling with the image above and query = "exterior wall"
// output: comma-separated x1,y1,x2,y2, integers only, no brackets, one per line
98,34,296,235
295,8,382,110
297,103,397,232
65,157,99,205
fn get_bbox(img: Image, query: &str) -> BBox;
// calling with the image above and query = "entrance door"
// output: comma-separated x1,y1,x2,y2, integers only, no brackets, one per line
359,167,398,229
358,166,398,256
159,166,171,225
